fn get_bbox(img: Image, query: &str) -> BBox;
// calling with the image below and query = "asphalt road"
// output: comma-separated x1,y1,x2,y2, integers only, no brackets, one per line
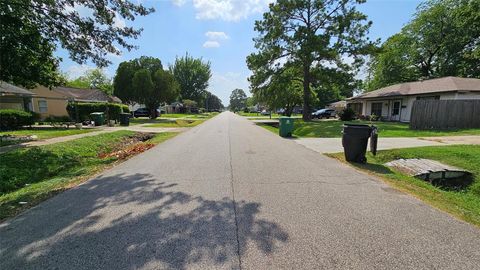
1,112,480,269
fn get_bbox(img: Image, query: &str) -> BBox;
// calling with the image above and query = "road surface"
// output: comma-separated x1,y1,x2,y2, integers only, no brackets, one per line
1,112,480,269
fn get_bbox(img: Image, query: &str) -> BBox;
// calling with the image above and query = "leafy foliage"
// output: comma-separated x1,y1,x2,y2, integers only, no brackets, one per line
204,91,224,111
365,0,480,91
113,56,179,118
171,54,212,103
247,0,374,120
0,110,35,130
252,66,303,116
66,69,113,94
0,0,154,87
229,89,248,112
66,102,129,122
338,107,356,121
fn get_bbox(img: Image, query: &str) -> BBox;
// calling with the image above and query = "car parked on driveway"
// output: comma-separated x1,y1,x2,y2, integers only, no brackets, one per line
133,108,159,118
312,109,336,119
260,110,271,116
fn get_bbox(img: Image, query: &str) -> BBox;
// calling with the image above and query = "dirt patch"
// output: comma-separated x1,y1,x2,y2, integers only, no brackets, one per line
98,132,155,160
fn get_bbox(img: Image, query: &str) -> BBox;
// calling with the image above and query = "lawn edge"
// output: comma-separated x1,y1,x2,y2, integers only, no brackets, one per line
0,132,179,223
324,152,480,228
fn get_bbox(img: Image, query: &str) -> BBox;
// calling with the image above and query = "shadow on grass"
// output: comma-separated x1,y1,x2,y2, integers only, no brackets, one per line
0,173,289,269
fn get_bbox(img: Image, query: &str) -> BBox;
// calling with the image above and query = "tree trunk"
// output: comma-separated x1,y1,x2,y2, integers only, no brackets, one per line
302,64,312,121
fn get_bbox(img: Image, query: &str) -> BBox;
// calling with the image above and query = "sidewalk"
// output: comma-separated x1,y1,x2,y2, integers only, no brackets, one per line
294,135,480,154
0,125,185,154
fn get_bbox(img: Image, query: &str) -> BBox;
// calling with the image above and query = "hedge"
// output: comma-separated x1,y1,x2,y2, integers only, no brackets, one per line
66,103,130,122
0,109,35,130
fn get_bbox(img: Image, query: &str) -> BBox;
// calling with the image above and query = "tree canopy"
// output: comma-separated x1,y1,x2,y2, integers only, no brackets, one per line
1,0,153,87
113,56,179,118
365,0,480,91
229,89,248,112
171,54,212,104
247,0,374,120
66,69,113,94
204,91,224,111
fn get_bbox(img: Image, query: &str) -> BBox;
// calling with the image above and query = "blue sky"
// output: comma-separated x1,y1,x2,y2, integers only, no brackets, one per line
56,0,423,105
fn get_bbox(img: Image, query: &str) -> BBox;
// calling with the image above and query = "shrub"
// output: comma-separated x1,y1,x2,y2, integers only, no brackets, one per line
0,109,35,130
339,107,356,121
66,102,129,121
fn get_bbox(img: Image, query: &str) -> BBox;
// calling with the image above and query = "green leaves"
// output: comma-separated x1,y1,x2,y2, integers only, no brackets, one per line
248,0,373,119
365,0,480,91
171,54,212,104
229,89,248,112
0,0,154,87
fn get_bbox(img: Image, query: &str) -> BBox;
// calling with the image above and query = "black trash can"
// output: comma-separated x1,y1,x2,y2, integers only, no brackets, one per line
342,124,377,163
120,113,130,126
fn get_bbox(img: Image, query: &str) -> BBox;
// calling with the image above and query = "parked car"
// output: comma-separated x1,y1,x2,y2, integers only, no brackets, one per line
260,109,270,116
312,109,336,119
133,108,159,118
276,108,285,115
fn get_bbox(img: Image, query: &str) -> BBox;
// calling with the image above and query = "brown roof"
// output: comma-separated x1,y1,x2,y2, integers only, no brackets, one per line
350,77,480,100
54,86,122,103
0,81,35,96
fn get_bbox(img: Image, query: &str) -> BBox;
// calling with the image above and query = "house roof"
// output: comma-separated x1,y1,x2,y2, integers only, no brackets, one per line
328,100,347,107
0,81,35,97
349,76,480,100
53,86,122,103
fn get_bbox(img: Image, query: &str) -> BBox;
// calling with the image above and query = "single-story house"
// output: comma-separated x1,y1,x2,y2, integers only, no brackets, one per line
347,76,480,122
31,86,121,119
0,81,35,111
326,100,346,113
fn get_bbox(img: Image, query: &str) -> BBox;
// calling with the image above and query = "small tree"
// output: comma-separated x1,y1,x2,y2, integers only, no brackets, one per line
229,89,248,112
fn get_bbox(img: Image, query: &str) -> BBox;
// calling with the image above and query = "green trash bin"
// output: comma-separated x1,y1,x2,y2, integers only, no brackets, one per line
89,112,105,126
119,113,130,126
279,116,294,137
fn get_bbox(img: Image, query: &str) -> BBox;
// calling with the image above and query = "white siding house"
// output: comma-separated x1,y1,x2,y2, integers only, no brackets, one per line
347,77,480,122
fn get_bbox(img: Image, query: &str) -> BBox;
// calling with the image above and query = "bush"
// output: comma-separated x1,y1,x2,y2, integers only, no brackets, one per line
66,102,129,122
339,107,356,121
0,109,35,130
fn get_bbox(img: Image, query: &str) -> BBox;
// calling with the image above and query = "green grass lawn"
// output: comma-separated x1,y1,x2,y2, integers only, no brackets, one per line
143,119,204,128
328,145,480,226
258,120,480,138
0,131,177,221
0,128,96,146
130,112,217,125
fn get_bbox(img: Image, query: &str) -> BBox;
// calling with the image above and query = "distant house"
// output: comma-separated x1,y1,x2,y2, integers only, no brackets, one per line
326,100,346,113
31,86,121,119
347,76,480,122
0,81,35,111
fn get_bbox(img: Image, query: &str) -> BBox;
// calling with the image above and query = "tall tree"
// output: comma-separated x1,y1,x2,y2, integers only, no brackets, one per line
171,53,212,103
113,56,163,104
229,89,248,112
365,0,480,91
204,91,224,111
114,57,179,118
0,0,153,87
66,69,113,94
252,66,303,116
247,0,374,120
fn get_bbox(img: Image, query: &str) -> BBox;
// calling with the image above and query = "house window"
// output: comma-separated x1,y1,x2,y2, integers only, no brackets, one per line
348,103,363,115
371,102,382,116
38,100,48,113
392,101,400,116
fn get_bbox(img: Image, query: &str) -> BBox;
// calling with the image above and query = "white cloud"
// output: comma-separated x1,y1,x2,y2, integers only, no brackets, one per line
190,0,273,22
172,0,187,6
205,31,229,40
203,41,221,48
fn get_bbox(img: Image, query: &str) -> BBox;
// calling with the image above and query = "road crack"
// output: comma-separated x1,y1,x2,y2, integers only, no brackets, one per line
228,118,243,270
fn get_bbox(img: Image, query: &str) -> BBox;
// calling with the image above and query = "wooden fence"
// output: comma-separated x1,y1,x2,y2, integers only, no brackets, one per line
410,100,480,130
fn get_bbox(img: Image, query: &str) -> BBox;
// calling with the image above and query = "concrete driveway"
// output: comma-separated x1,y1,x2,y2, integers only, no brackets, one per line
1,112,480,269
295,135,480,154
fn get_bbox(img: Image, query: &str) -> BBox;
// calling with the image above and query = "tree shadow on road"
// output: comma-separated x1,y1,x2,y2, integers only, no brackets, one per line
0,173,288,270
